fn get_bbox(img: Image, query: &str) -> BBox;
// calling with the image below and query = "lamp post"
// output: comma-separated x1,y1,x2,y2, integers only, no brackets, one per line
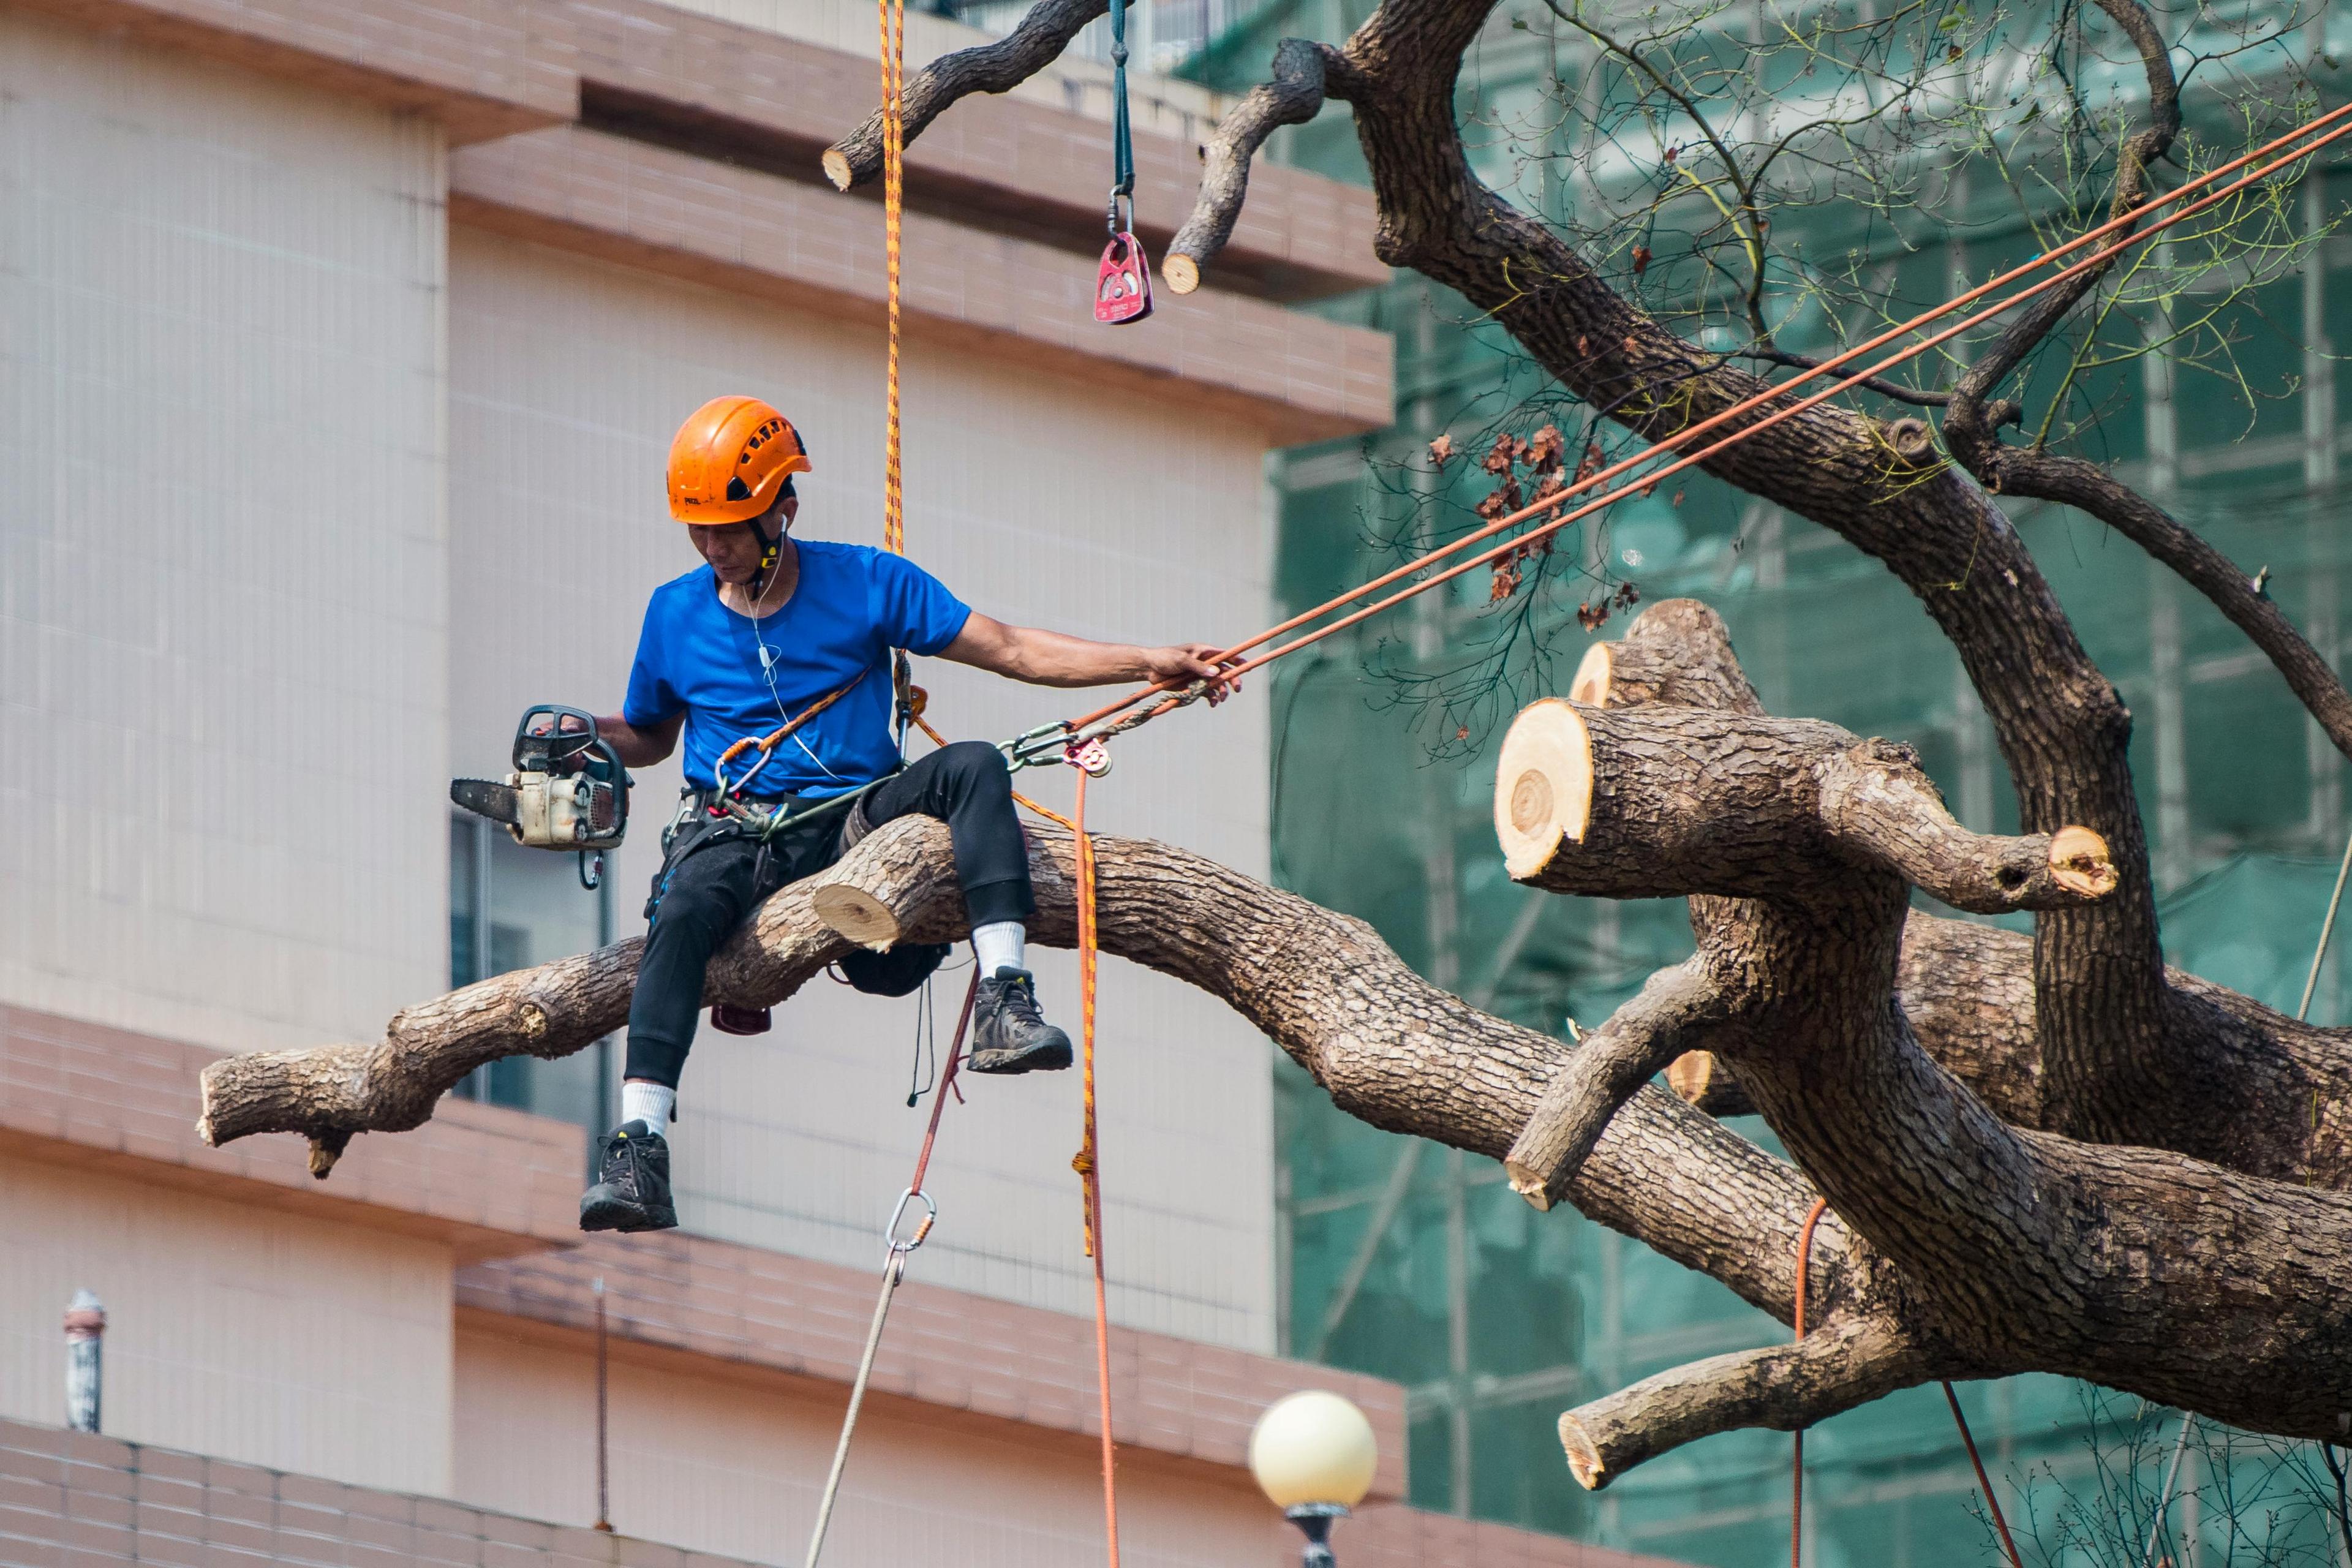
1250,1390,1378,1568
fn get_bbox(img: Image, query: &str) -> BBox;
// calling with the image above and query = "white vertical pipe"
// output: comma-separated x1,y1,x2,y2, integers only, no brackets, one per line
64,1291,105,1434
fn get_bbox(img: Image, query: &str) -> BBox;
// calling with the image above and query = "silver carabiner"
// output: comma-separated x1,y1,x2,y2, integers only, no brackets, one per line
885,1187,937,1255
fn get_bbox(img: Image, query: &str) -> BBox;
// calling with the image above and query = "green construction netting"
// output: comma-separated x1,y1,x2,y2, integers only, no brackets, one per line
1196,6,2352,1561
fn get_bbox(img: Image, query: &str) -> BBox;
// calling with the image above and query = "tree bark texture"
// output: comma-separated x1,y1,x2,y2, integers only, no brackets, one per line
1495,605,2352,1468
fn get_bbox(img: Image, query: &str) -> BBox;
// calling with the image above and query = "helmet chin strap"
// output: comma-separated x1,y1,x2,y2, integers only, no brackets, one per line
745,512,785,602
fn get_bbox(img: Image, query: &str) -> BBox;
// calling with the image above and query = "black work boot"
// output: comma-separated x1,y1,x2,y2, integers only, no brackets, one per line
968,967,1074,1074
580,1120,679,1232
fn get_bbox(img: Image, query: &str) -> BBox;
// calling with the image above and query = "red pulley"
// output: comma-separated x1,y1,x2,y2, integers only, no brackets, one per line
1094,231,1153,325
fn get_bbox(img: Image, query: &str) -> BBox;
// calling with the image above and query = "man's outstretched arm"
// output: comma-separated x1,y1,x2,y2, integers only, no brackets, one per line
941,613,1241,699
585,710,684,767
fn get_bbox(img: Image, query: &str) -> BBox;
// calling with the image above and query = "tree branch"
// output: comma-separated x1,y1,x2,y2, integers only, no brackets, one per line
1559,1318,1936,1490
1506,957,1726,1209
1976,449,2352,764
1164,39,1360,293
1946,0,2180,426
823,0,1108,192
1492,699,2116,914
1817,741,2119,910
1738,347,1951,409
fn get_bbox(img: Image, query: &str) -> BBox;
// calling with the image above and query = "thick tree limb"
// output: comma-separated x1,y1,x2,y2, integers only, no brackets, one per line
1163,39,1357,294
201,819,1850,1335
822,0,1107,192
1569,598,1763,715
1596,603,2352,1188
1506,957,1725,1209
201,797,2352,1478
1491,699,2115,914
1559,1317,1937,1491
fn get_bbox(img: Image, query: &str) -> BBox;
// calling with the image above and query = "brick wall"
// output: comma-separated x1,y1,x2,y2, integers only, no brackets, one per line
0,1419,753,1568
1,1417,1691,1568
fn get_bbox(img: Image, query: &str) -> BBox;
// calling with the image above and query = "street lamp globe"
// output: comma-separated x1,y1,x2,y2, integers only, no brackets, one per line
1250,1390,1378,1567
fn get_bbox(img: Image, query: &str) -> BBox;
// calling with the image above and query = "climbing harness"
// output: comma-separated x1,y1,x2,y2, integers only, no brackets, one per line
1789,1200,2022,1568
1092,0,1152,326
802,971,976,1568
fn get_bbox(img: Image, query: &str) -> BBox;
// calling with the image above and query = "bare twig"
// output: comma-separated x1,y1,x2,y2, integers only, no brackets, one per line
824,0,1107,190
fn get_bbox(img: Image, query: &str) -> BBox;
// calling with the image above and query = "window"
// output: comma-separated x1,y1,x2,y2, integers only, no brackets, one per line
448,815,615,1139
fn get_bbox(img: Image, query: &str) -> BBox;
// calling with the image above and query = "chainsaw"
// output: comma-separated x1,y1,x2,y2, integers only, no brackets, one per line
451,706,632,890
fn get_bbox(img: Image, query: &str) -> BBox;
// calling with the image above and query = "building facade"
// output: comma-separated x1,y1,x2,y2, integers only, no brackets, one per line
0,0,1683,1562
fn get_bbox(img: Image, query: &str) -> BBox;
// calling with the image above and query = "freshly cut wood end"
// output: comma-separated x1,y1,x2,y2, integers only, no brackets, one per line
1558,1414,1606,1490
820,146,854,191
1502,1156,1556,1212
1665,1050,1716,1104
307,1134,347,1180
1494,699,1594,880
811,884,902,950
1163,252,1201,295
1569,641,1614,707
2048,825,2117,898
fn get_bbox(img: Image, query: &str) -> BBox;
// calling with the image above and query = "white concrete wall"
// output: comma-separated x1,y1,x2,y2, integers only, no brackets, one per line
0,12,450,1052
446,228,1280,1350
451,1323,1277,1567
0,1157,456,1494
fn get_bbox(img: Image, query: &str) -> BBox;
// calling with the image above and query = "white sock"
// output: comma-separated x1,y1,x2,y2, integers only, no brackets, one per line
972,921,1027,976
621,1080,676,1138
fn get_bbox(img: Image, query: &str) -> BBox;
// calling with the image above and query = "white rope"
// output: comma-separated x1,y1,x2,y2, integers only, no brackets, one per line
803,1251,907,1568
2141,1411,2196,1568
2299,829,2352,1023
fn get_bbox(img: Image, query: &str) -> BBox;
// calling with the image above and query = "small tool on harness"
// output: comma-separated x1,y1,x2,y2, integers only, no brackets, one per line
451,706,631,891
1091,0,1152,326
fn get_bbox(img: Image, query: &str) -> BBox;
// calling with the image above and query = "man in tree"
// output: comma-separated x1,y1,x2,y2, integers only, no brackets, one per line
573,394,1236,1232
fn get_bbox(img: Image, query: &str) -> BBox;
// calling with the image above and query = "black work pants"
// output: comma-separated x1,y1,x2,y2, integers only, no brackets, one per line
624,741,1034,1088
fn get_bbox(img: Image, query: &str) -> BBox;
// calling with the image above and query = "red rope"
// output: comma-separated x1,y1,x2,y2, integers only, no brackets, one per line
905,971,976,1198
1064,104,2352,740
1790,1202,2024,1568
1943,1383,2027,1568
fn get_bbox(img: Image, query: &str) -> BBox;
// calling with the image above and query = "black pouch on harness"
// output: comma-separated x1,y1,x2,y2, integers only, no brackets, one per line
837,942,953,997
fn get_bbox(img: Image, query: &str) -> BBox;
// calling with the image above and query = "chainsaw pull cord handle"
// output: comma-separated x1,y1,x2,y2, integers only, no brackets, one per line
1106,0,1133,235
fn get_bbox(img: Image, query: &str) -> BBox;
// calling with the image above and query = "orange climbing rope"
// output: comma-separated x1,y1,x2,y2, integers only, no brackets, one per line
877,0,907,558
1788,1201,2024,1568
1069,768,1121,1567
1059,102,2352,747
855,0,1124,1552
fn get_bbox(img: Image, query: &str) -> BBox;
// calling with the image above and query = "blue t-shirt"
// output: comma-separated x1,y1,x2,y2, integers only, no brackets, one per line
623,543,972,798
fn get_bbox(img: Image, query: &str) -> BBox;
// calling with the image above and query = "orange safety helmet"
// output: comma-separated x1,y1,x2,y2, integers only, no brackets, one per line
666,396,812,526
